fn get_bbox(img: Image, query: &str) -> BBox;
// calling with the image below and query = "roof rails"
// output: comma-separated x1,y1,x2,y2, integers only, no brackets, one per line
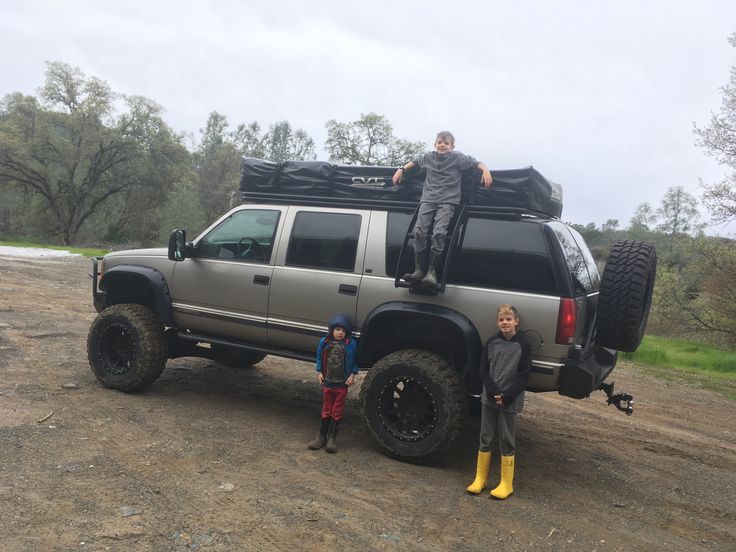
240,191,553,219
238,158,564,219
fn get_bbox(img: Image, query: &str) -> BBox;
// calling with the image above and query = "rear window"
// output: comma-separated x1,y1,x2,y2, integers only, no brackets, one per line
386,213,557,295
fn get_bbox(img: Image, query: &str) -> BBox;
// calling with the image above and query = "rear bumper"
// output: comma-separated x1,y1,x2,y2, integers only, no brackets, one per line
558,346,617,399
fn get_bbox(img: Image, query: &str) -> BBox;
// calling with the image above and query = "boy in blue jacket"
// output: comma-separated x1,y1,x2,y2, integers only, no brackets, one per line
307,314,359,453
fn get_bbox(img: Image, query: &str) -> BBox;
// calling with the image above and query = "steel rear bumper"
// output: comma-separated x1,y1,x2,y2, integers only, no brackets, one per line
559,346,617,399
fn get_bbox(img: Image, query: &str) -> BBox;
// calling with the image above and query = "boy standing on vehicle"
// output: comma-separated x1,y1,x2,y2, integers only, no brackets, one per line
307,314,359,454
392,131,492,288
467,304,532,499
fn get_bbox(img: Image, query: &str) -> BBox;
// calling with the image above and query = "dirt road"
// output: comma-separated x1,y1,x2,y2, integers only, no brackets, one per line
0,254,734,551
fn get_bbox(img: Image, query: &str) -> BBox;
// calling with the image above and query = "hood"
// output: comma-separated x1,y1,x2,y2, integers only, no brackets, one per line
327,314,352,337
105,247,168,258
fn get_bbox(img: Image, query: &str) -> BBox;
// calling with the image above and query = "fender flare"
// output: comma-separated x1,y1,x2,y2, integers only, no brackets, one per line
358,301,481,379
98,264,175,326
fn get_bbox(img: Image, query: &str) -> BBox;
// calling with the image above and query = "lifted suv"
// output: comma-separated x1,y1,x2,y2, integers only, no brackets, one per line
87,160,656,462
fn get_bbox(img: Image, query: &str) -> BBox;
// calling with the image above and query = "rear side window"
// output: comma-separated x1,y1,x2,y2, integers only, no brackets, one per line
386,212,414,276
447,218,557,294
547,221,598,294
567,226,600,291
386,213,557,294
287,211,361,272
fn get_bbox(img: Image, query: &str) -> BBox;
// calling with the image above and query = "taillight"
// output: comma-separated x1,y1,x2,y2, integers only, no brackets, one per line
555,298,577,345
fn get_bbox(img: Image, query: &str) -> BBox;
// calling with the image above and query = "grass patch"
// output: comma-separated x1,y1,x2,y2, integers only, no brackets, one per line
622,336,736,400
0,240,108,258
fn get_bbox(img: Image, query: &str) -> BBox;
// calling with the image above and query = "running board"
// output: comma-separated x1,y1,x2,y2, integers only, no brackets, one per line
174,331,314,363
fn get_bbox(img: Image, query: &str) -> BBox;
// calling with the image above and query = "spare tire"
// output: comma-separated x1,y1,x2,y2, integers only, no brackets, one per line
596,240,657,352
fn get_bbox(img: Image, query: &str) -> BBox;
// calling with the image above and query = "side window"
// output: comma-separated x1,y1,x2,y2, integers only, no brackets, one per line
548,222,594,294
197,209,280,263
386,211,414,277
567,226,601,291
446,218,557,295
286,211,361,272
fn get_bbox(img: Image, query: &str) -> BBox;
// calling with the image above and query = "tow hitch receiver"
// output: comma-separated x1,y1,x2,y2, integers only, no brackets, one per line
598,382,634,415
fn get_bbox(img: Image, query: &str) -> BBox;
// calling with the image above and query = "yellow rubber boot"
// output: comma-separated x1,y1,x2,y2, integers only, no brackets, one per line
466,451,491,494
490,455,515,499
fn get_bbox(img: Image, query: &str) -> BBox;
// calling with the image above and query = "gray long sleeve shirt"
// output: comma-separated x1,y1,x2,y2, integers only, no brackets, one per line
413,150,480,205
479,332,533,413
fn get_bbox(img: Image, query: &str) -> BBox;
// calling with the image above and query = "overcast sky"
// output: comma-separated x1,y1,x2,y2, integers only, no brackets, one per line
2,1,735,233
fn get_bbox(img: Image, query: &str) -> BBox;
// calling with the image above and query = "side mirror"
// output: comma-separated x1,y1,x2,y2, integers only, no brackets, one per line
168,229,187,261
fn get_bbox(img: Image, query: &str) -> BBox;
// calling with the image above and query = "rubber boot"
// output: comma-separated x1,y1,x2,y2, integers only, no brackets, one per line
307,417,331,450
421,253,439,288
466,451,492,494
490,455,515,499
403,251,427,283
325,419,341,453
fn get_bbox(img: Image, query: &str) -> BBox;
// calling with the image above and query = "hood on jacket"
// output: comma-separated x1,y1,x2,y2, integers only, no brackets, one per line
327,314,352,337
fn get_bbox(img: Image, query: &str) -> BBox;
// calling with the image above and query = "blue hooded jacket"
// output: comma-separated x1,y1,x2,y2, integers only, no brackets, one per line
316,314,359,387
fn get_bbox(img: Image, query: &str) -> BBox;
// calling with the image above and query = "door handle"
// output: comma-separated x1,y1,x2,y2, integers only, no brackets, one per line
338,284,358,296
253,275,270,285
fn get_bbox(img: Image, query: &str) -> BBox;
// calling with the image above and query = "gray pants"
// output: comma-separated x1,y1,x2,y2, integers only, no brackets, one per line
479,403,517,456
413,202,456,256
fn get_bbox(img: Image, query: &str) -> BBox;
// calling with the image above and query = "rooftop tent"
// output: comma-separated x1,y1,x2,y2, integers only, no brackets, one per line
239,157,563,218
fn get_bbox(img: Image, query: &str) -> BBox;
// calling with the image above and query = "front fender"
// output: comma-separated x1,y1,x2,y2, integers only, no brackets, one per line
96,263,175,326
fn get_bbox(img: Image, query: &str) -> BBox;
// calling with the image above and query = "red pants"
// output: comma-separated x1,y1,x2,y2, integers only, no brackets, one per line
321,386,348,420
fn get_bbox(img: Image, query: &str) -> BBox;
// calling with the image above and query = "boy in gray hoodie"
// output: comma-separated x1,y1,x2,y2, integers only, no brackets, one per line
467,304,532,499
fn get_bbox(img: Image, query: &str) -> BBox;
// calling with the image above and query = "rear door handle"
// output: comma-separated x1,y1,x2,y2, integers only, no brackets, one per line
253,275,270,285
338,284,358,296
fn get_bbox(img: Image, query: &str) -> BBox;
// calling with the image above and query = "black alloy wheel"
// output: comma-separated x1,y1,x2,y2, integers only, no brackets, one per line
360,349,467,462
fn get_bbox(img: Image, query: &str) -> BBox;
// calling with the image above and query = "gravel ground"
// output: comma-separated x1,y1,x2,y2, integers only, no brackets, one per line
0,253,734,552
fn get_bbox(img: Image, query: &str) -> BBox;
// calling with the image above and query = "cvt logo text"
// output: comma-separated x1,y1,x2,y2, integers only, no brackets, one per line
351,177,389,185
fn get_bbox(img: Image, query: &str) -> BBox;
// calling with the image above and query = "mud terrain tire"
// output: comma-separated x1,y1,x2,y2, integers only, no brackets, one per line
596,240,657,352
87,304,167,392
359,349,468,463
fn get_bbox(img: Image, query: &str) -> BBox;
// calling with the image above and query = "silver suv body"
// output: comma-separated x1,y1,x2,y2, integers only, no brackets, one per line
89,193,655,461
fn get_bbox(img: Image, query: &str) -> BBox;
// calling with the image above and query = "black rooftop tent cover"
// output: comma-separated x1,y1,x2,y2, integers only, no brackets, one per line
239,157,563,218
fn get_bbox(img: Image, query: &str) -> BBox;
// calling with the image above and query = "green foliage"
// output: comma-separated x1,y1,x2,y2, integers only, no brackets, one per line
193,112,316,221
622,336,736,375
158,178,207,244
643,236,736,348
264,121,316,163
325,113,425,165
654,186,702,236
0,62,187,245
193,111,245,222
622,336,736,399
694,32,736,223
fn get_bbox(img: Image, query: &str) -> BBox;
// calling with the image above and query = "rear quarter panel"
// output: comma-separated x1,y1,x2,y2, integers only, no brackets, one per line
359,211,570,391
